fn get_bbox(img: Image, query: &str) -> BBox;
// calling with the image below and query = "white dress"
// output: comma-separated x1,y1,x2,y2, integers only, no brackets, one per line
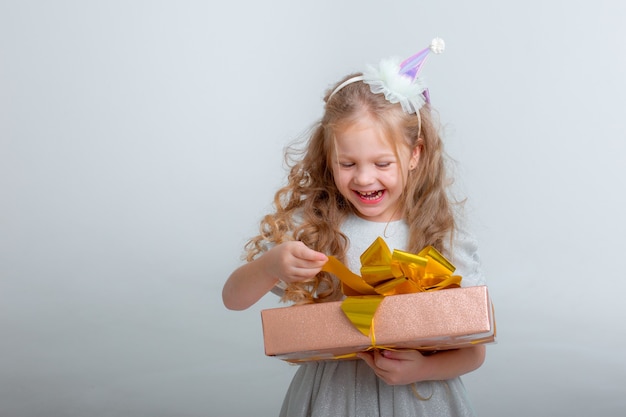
277,215,486,417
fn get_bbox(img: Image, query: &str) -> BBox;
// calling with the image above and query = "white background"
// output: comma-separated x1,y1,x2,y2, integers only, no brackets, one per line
1,1,625,416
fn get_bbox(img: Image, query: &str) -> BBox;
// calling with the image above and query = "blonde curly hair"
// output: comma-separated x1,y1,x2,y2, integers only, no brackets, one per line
244,75,456,305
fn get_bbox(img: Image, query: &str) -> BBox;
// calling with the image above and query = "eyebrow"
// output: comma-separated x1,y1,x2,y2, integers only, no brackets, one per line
334,152,397,160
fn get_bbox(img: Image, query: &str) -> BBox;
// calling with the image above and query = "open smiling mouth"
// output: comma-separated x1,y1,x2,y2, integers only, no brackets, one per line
354,190,384,201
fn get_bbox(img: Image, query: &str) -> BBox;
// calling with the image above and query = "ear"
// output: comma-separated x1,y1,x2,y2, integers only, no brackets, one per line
409,143,421,170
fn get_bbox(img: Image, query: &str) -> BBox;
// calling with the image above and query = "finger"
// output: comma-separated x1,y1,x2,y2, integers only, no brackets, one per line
356,352,376,369
360,350,389,371
293,242,328,263
372,350,392,369
290,265,324,280
358,352,398,384
286,259,329,281
379,349,404,360
381,349,423,361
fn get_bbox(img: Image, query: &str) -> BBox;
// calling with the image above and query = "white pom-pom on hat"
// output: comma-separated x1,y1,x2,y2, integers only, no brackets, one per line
429,38,445,54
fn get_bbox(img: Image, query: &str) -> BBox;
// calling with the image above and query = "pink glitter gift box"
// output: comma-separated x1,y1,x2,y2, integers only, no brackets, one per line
261,285,496,363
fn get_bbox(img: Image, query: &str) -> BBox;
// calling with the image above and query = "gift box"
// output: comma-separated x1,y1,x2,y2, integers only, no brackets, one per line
261,285,496,363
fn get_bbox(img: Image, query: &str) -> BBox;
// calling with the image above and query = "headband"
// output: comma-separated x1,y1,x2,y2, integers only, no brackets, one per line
328,38,445,114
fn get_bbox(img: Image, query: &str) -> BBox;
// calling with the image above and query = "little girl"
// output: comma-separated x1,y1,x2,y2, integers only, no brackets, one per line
223,39,487,417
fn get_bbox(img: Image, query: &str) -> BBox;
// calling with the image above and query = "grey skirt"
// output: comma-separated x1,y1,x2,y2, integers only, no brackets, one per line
279,360,477,417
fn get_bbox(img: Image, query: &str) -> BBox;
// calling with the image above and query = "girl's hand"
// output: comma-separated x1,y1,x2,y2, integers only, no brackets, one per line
357,345,486,385
265,241,328,284
222,240,328,311
356,349,430,386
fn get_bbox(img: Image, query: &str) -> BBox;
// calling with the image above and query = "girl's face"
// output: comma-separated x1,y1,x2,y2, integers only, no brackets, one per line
331,114,420,222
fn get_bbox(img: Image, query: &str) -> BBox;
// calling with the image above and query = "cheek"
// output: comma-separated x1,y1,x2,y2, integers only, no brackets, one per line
388,168,407,189
331,168,345,188
334,173,356,198
334,171,350,190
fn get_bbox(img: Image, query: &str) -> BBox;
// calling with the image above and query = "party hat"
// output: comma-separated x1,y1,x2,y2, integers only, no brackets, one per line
329,38,445,114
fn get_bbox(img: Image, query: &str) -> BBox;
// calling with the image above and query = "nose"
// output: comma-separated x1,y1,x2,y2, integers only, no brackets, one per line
354,165,375,186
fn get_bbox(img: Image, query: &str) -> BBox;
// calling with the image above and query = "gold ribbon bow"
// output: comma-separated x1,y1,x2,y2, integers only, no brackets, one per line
322,237,461,337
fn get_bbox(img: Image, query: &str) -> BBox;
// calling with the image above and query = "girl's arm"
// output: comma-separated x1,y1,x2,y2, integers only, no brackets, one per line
357,345,486,385
222,241,328,311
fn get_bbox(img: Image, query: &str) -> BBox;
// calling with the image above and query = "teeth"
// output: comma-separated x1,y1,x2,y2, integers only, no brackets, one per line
358,190,383,199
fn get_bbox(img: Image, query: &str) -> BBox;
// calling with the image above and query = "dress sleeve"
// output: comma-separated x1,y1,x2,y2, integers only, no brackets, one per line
449,227,487,287
270,279,286,297
249,240,287,298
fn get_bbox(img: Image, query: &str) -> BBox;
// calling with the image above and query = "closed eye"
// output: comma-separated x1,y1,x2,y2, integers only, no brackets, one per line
376,162,392,168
